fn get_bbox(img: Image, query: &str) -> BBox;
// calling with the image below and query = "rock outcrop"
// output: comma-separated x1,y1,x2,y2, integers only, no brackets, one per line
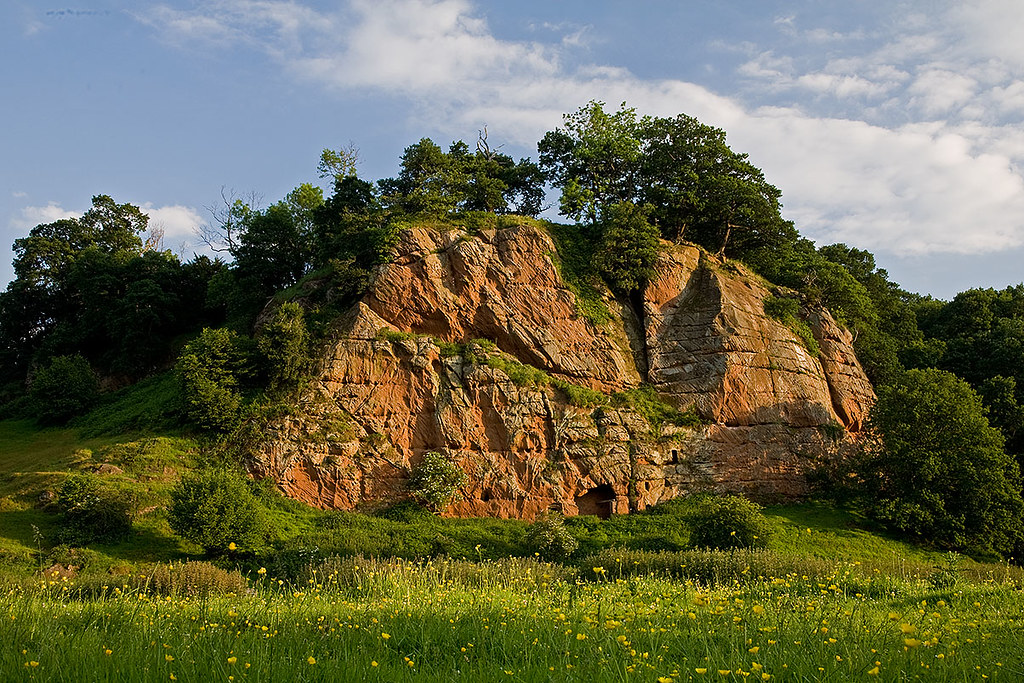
251,220,874,518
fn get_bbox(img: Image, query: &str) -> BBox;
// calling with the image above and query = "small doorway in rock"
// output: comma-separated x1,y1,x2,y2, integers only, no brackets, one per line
575,484,615,519
671,448,680,463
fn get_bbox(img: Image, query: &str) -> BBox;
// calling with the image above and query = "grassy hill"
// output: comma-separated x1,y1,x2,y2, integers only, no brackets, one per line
1,376,1016,587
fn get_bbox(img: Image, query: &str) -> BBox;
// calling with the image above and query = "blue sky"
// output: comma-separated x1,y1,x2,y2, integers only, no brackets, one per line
3,0,1023,299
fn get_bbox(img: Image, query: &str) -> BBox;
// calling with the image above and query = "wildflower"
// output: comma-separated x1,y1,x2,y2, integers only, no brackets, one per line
900,623,916,634
576,633,587,640
658,677,674,683
165,654,174,662
718,670,731,676
308,656,316,665
228,542,237,551
904,638,922,648
371,661,378,667
104,649,112,656
381,632,391,639
761,674,771,681
748,646,759,654
888,612,901,621
752,605,764,615
695,669,708,675
257,567,267,575
228,657,237,665
868,667,880,675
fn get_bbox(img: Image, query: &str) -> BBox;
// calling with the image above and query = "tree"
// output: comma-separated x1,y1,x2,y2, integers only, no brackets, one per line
854,369,1024,557
175,328,249,432
538,102,798,262
168,468,269,555
29,354,99,424
538,101,642,224
380,137,545,218
594,201,661,294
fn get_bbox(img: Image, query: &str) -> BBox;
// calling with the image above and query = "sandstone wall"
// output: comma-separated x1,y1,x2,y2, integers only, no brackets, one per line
250,221,874,517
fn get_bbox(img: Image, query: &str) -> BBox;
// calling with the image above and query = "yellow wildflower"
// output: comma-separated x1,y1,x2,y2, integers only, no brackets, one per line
308,656,316,665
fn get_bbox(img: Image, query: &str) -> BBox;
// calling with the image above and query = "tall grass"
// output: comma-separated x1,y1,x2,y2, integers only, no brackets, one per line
3,557,1023,681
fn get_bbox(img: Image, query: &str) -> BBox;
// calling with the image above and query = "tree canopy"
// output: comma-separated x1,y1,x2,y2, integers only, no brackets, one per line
538,101,798,263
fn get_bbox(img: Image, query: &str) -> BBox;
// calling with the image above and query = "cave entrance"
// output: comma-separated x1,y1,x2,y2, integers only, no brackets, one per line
575,484,615,519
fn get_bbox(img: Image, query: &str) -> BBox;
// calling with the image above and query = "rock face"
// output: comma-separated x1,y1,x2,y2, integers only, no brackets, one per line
251,220,874,518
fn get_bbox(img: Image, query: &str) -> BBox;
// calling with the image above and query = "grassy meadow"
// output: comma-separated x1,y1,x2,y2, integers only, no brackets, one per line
3,391,1024,681
4,555,1024,681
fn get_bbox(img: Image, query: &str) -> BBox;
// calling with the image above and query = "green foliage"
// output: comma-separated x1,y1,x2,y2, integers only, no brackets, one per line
485,355,550,388
255,302,311,390
685,494,772,550
167,468,269,555
611,384,703,431
380,137,544,218
854,368,1024,557
539,101,797,262
544,222,613,326
527,514,580,560
763,294,820,356
407,452,468,513
175,328,249,433
54,474,133,545
29,354,99,425
595,201,661,294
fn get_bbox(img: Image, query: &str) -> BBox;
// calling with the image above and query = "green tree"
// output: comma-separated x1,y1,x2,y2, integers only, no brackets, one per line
256,302,311,389
539,102,797,263
855,368,1024,557
175,328,249,432
29,354,99,424
538,101,642,224
595,201,661,294
168,468,269,555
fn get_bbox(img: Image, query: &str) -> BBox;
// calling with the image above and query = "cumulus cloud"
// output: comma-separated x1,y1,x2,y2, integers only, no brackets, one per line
137,0,1024,258
140,203,205,245
10,203,82,231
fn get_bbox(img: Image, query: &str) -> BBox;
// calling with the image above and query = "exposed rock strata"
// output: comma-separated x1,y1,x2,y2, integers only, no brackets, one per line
251,221,874,517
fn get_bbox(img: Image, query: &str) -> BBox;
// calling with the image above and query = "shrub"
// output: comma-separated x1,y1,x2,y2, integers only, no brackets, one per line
168,468,269,555
175,328,248,432
407,452,467,512
686,494,771,550
54,474,133,545
527,514,580,560
30,354,99,425
256,302,311,389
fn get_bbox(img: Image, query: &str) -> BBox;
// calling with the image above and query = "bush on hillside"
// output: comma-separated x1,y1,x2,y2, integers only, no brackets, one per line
30,354,99,425
54,474,133,545
407,451,467,512
853,368,1024,558
686,494,772,550
527,514,579,560
175,328,248,433
168,468,269,555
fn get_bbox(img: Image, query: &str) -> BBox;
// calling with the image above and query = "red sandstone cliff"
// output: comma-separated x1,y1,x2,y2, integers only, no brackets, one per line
250,220,874,518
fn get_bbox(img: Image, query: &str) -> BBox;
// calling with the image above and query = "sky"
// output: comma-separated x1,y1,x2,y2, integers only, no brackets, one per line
2,0,1023,299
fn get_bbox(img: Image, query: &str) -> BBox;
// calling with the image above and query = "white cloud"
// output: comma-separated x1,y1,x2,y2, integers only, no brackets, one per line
10,203,82,231
137,0,1024,258
141,204,204,242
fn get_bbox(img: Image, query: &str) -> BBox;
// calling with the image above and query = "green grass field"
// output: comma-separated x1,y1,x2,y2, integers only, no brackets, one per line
4,407,1024,681
3,556,1023,681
